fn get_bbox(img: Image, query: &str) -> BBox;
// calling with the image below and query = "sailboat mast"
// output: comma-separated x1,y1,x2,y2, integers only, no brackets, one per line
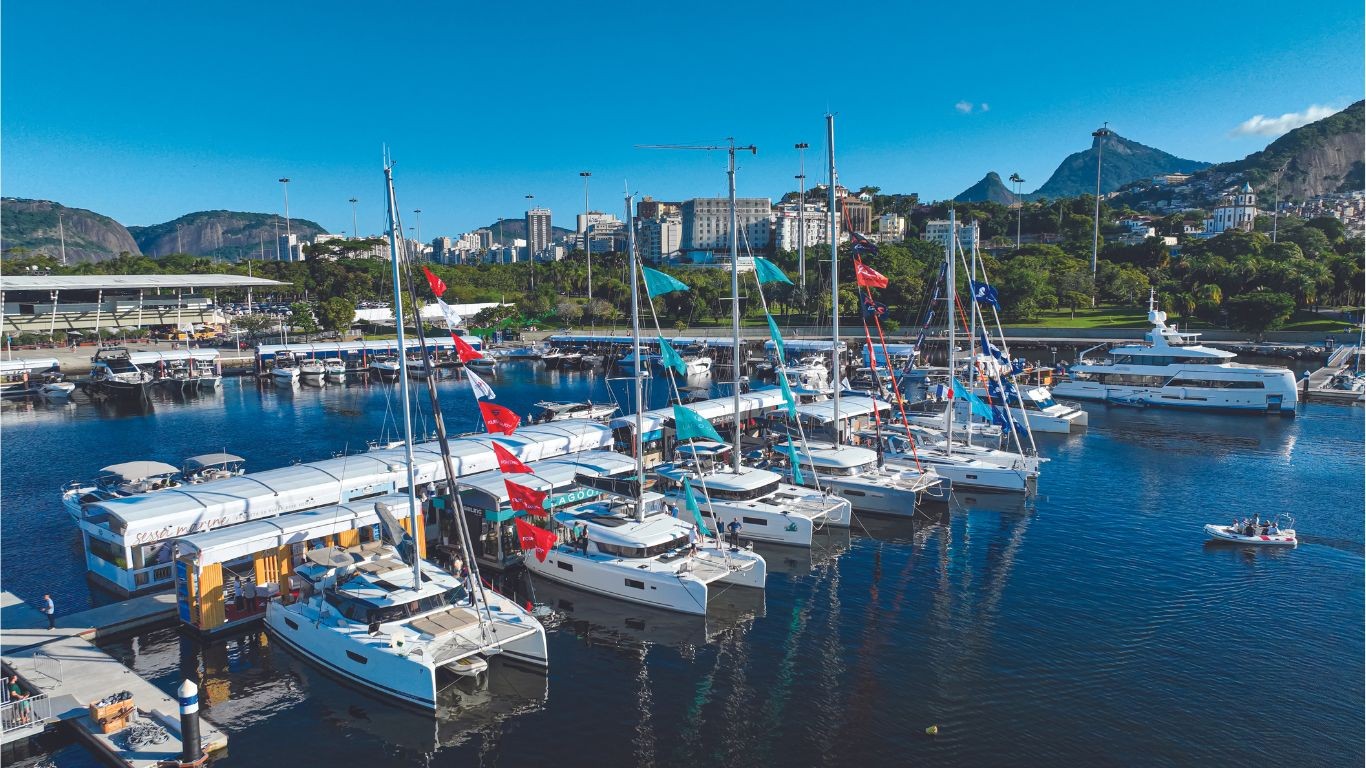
384,164,422,589
967,228,978,448
729,142,743,474
827,114,840,443
627,189,645,522
946,208,956,457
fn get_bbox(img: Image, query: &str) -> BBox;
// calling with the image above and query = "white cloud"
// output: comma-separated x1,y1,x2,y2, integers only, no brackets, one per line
980,103,990,112
1231,104,1337,137
955,101,974,114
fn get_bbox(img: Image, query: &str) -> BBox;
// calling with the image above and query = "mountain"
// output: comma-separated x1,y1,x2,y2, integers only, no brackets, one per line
1206,100,1364,200
1031,132,1210,199
129,211,328,260
954,172,1020,205
1,198,143,263
480,218,575,242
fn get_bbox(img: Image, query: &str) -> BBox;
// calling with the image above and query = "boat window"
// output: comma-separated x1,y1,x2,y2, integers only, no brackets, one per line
1095,373,1169,387
624,579,645,590
1166,378,1264,389
557,561,574,571
346,650,368,665
284,617,299,630
88,537,126,567
741,516,768,526
703,480,780,501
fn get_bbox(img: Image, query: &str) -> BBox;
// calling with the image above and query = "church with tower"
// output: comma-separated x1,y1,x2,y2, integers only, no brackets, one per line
1204,182,1260,235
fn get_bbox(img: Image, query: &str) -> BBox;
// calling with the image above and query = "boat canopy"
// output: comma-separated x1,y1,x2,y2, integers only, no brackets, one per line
127,350,220,365
255,337,480,363
0,357,60,374
173,497,401,566
99,461,180,482
611,388,785,441
763,339,847,353
793,395,890,424
458,452,639,521
85,420,615,543
547,333,739,348
183,453,245,469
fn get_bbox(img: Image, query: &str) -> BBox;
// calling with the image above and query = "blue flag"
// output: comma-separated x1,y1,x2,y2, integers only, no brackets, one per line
951,377,994,420
777,369,798,418
850,231,879,255
785,440,805,485
657,336,686,376
979,328,1008,363
673,404,724,443
988,378,1020,402
753,257,793,285
682,478,713,536
862,297,888,320
970,280,1000,309
766,314,787,365
642,267,690,298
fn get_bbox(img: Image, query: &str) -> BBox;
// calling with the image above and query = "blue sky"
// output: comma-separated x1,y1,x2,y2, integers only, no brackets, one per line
3,1,1361,239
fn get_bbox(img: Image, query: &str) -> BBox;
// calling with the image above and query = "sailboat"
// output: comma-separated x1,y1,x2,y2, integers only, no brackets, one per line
522,190,766,615
264,159,548,710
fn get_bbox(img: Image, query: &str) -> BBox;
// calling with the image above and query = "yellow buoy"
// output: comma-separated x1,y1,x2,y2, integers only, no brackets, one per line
925,725,939,736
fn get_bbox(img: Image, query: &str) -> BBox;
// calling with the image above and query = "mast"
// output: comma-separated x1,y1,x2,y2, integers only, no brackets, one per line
728,141,743,474
384,163,422,589
945,208,956,457
626,188,645,521
827,114,840,443
966,226,978,448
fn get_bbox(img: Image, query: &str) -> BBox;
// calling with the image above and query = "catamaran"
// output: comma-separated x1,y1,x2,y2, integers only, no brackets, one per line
772,438,947,515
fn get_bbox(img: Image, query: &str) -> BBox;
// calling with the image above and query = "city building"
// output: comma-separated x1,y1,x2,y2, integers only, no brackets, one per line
1204,182,1259,235
637,197,681,219
637,214,683,264
772,202,829,251
277,233,305,262
921,219,981,253
680,198,773,252
474,229,494,250
526,207,552,261
841,199,873,235
876,213,906,243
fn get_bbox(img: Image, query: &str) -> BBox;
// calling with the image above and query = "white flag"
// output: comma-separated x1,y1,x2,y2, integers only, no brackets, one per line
435,298,463,331
466,368,495,400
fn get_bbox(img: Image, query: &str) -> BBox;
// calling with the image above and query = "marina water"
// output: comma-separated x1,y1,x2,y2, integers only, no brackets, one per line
2,365,1361,766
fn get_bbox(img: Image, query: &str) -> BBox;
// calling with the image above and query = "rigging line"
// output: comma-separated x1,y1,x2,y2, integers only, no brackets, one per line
970,252,1040,454
860,283,923,471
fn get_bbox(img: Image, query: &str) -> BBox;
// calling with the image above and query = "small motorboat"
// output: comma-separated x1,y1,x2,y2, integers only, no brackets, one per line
1204,515,1296,547
368,355,401,378
299,358,327,378
324,358,347,380
36,373,76,399
465,356,497,373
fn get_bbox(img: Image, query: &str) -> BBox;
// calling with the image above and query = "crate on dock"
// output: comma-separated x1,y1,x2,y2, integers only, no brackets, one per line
88,697,134,734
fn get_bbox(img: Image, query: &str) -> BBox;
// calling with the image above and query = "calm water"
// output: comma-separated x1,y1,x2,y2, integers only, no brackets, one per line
2,365,1362,767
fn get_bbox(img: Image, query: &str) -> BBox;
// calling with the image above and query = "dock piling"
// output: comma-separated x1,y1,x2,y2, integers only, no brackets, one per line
176,679,201,766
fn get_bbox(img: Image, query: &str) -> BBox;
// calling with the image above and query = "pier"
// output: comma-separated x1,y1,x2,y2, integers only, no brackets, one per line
1304,344,1364,403
0,590,228,766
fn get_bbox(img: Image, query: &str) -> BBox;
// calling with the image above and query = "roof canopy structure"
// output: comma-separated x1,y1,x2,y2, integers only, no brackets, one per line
1,275,288,292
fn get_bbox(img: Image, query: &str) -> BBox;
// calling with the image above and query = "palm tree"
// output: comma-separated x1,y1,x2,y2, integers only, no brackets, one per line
1195,283,1223,307
1176,292,1197,319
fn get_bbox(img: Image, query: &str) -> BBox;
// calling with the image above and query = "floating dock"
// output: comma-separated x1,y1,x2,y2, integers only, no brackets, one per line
1305,344,1363,404
0,590,228,766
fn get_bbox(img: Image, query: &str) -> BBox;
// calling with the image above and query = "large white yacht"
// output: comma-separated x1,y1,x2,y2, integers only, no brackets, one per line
266,531,548,710
523,492,765,615
61,460,182,521
653,442,851,547
773,438,948,515
1053,293,1298,414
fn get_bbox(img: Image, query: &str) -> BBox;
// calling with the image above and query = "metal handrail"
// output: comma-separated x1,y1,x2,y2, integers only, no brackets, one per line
0,693,51,733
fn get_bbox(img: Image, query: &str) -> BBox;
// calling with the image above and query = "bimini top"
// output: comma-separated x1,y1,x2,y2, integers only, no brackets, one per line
84,420,615,543
183,453,245,470
458,452,639,518
611,388,786,440
127,349,221,365
174,496,402,566
792,395,890,424
99,461,181,483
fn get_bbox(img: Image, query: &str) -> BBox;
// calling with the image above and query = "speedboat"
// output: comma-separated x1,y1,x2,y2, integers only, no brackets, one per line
61,460,182,521
653,442,851,548
265,504,548,710
193,358,222,390
368,355,401,378
271,351,301,384
88,347,154,398
324,358,347,380
405,355,433,378
465,356,497,373
1204,515,1297,547
182,453,246,484
531,400,618,423
36,373,76,399
523,492,765,615
299,358,327,378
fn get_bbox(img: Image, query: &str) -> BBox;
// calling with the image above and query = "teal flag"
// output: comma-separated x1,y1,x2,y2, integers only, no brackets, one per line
951,377,993,420
785,440,805,485
657,336,687,376
673,404,724,443
753,257,793,285
682,478,713,536
766,314,787,365
777,369,798,418
642,267,690,298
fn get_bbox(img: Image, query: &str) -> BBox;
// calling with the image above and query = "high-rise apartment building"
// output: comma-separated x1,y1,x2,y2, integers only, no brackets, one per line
680,198,773,252
525,207,552,260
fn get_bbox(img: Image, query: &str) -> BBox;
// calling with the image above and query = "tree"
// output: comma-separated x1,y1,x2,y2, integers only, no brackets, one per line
290,302,319,340
318,297,356,335
1225,291,1295,333
555,300,583,326
233,313,275,339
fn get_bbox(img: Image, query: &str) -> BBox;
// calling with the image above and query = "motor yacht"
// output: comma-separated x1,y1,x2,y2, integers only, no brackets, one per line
299,357,327,379
531,400,618,423
368,355,401,378
89,347,154,398
61,460,182,521
324,358,347,380
271,351,302,384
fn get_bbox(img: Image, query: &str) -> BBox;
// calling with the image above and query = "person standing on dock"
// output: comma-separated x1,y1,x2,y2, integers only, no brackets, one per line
41,594,54,629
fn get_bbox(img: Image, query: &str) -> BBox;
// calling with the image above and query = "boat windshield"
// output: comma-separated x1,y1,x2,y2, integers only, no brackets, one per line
595,533,690,559
325,584,467,625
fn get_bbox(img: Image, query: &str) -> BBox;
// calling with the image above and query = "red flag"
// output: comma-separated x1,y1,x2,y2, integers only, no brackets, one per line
853,258,888,289
514,517,557,561
421,266,447,298
452,334,482,364
479,401,521,435
505,479,549,515
492,441,532,474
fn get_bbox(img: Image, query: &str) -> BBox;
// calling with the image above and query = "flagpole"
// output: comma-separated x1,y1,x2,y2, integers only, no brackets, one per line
626,187,644,522
827,114,840,444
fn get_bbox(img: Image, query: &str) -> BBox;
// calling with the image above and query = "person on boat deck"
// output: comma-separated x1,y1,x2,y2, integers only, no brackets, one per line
687,525,698,556
1260,519,1271,535
727,519,742,549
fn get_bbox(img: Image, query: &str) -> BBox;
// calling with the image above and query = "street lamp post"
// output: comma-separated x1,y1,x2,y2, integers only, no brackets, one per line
1009,172,1025,250
1090,124,1111,305
349,198,359,239
580,171,592,301
413,209,423,261
279,178,292,261
795,142,809,289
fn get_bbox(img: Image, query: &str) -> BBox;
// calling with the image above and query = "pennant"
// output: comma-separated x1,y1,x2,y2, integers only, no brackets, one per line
466,368,496,400
492,441,532,474
682,478,713,537
505,479,549,515
422,266,447,298
766,315,787,365
853,258,888,289
434,298,464,331
862,297,888,319
951,378,993,420
657,337,687,376
672,404,724,443
453,333,482,364
479,401,520,435
970,280,1000,310
641,267,690,298
753,257,793,285
979,328,1008,363
850,231,879,255
777,370,798,418
785,440,805,485
514,517,557,562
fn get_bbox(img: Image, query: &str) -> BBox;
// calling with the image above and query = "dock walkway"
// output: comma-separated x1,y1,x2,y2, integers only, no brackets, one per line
0,590,227,764
1305,345,1364,404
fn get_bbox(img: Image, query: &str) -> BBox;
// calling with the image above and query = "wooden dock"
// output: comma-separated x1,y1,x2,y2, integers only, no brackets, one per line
0,590,228,765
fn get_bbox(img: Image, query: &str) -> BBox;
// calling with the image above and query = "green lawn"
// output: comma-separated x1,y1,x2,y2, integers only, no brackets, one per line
1004,306,1218,329
1278,310,1361,332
